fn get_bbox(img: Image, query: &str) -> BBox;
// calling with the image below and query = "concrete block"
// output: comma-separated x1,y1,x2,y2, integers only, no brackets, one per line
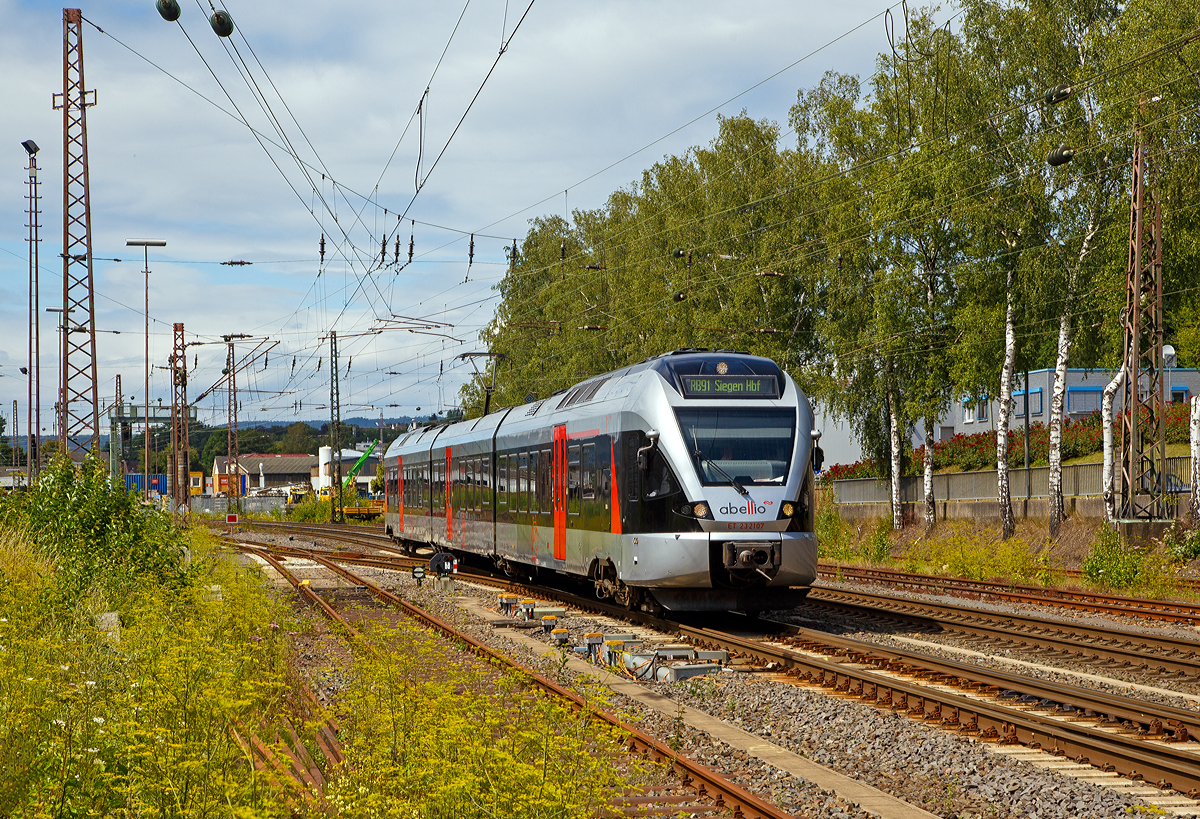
655,662,718,682
695,649,729,663
532,606,567,618
655,647,696,660
94,611,120,644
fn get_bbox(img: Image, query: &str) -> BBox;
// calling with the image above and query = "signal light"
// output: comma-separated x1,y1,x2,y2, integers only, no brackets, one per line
210,10,234,37
672,248,687,259
674,291,686,302
156,0,181,21
1046,145,1074,166
1043,84,1072,105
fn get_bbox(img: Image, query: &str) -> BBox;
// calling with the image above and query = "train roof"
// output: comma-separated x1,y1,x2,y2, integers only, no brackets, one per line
385,349,791,458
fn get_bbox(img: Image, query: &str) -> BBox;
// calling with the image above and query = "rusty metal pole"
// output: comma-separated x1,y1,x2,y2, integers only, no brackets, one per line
1118,135,1167,521
55,9,101,457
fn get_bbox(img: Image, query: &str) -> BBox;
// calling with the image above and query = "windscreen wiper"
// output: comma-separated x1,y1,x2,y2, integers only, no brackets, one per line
691,426,749,497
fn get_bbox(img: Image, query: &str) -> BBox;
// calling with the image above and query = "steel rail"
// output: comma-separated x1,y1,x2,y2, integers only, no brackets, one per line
234,541,798,819
235,539,1200,797
818,563,1200,624
806,587,1200,679
740,617,1200,742
679,626,1200,796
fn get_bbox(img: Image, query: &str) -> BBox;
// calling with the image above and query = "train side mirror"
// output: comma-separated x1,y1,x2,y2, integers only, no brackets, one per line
637,430,660,471
812,446,824,472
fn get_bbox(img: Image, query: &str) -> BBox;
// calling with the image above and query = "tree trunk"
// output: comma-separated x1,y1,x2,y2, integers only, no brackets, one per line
1047,288,1072,537
1047,216,1101,537
1191,395,1200,524
924,417,935,532
997,268,1016,539
1102,368,1125,522
889,387,903,531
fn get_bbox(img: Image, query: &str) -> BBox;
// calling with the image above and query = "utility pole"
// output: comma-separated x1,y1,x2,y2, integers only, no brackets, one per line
110,374,123,479
54,9,101,457
226,339,240,517
170,323,189,513
1118,127,1167,521
11,402,17,468
330,330,343,524
23,139,41,481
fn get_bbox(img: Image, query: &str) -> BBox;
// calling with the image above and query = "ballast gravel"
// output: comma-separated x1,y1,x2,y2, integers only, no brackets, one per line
795,579,1200,701
236,532,1163,819
398,577,1155,819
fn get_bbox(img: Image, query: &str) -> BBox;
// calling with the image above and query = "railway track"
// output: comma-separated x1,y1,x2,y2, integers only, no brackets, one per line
803,587,1200,680
232,532,1200,805
817,563,1200,624
236,538,797,819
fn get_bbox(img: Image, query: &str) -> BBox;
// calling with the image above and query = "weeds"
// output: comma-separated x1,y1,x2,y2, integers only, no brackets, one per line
862,517,893,564
325,617,635,818
902,523,1046,583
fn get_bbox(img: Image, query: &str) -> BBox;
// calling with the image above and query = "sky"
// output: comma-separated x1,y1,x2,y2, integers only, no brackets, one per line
0,0,905,460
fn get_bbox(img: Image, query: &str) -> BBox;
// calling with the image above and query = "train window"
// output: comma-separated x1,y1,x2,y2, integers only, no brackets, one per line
482,459,491,509
497,455,507,509
675,407,795,486
466,459,474,511
518,452,528,513
529,450,540,514
644,450,680,500
540,448,552,513
625,433,640,502
568,445,581,515
582,444,596,501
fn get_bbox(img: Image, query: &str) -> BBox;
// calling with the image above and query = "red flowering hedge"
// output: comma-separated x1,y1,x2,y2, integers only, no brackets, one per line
824,403,1192,480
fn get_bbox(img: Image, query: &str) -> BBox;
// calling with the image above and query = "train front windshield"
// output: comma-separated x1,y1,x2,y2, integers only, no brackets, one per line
675,408,795,486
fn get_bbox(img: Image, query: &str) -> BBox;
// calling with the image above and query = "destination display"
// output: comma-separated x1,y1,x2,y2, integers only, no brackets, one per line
680,374,779,399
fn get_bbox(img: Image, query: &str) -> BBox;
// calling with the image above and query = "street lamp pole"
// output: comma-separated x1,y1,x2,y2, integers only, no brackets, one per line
23,140,40,481
127,239,165,500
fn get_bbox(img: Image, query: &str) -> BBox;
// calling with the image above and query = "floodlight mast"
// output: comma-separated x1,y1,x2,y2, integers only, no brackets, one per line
126,239,166,499
23,139,41,481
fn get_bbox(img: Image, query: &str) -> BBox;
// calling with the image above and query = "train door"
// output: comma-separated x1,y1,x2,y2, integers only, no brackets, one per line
553,425,566,560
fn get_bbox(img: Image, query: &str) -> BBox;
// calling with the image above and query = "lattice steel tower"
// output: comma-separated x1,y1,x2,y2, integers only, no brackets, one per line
170,323,189,510
54,9,100,455
330,331,344,524
1118,137,1167,520
226,339,240,516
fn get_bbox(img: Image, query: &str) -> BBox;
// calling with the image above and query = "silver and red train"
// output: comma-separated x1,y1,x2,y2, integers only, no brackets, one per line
382,350,821,613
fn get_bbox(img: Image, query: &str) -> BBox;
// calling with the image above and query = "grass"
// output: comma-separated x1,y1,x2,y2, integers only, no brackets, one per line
318,614,644,818
0,526,292,817
1062,442,1191,466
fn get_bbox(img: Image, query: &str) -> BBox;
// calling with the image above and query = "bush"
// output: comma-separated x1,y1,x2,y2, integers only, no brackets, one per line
1161,523,1200,563
0,454,190,600
815,491,854,562
1082,526,1147,589
0,529,290,816
862,517,892,563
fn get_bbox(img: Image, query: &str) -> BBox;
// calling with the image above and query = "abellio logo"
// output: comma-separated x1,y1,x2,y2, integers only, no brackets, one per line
720,502,768,516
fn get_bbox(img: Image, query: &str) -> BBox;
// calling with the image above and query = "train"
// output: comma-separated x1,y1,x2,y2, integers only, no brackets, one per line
381,349,822,613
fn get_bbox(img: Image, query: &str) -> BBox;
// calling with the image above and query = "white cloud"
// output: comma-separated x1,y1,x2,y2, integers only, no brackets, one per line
0,0,889,431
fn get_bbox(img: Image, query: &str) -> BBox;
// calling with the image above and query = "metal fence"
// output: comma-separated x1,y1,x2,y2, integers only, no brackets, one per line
832,456,1192,505
189,496,287,516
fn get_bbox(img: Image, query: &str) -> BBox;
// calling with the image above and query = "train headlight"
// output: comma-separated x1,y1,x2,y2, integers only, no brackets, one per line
781,502,795,517
693,503,709,518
